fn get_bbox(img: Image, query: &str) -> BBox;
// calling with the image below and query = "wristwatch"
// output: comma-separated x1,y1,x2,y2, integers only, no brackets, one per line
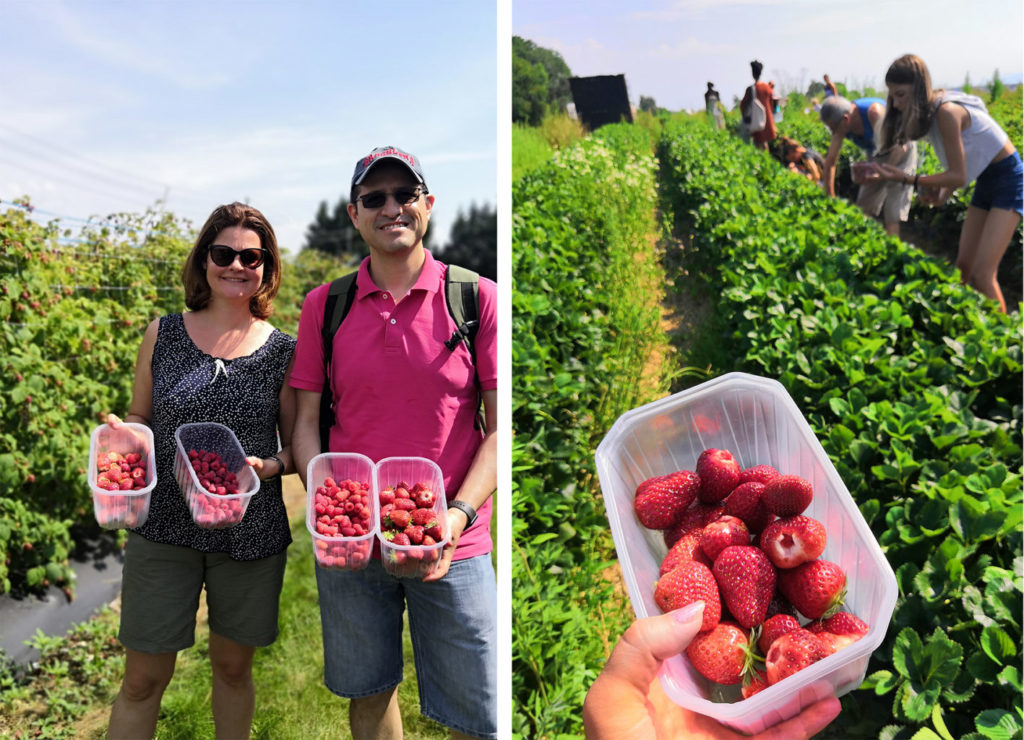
268,455,285,478
448,500,477,528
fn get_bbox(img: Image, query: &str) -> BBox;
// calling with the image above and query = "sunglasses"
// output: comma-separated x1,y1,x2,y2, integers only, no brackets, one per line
207,244,269,269
355,186,426,209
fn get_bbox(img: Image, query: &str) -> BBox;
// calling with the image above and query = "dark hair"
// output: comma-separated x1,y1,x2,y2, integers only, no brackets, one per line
750,60,763,80
881,54,935,147
182,202,282,319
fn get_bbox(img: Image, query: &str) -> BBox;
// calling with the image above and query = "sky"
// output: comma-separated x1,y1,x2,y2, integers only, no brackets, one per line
0,0,499,254
513,0,1024,113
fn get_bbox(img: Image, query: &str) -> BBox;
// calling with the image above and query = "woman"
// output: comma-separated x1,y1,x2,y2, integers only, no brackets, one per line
105,202,297,738
871,54,1022,312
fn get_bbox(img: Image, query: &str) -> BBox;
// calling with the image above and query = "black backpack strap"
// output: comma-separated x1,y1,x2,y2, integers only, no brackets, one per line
319,273,358,452
442,264,484,431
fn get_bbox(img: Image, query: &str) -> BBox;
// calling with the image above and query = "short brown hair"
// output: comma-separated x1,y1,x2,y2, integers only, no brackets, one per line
182,202,282,319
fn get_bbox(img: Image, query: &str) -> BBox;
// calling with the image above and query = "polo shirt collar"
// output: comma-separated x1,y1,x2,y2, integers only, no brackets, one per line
355,250,443,301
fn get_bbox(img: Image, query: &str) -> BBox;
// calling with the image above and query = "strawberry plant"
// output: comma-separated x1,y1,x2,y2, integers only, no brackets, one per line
659,116,1021,738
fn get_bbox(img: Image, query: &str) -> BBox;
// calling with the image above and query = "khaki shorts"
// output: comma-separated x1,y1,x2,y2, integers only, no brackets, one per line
118,532,288,653
857,142,918,224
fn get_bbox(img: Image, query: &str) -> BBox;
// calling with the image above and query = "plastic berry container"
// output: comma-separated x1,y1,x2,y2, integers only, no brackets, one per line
376,456,449,579
88,422,157,529
594,372,898,735
305,452,377,571
173,422,260,529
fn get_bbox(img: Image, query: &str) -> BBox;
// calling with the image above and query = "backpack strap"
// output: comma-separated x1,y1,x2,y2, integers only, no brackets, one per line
442,264,484,431
319,272,358,452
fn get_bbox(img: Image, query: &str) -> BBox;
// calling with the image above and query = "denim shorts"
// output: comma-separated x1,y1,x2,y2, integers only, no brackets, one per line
971,150,1024,215
315,555,497,739
118,532,287,653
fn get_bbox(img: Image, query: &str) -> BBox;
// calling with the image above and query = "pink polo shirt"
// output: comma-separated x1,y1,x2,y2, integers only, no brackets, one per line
290,251,497,559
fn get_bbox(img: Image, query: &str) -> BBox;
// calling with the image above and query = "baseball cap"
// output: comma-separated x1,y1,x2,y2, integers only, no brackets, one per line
351,146,426,187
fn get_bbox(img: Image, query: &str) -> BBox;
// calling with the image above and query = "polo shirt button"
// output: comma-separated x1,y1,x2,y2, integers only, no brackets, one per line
390,318,397,325
382,293,390,300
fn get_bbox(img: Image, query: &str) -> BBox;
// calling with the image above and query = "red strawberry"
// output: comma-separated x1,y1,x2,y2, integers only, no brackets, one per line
653,561,721,632
777,559,846,620
739,464,781,486
759,515,826,569
764,592,799,619
712,545,777,629
659,531,710,576
393,497,417,512
663,502,725,547
425,522,444,541
741,668,770,698
685,621,750,685
761,474,814,516
413,486,437,508
390,531,410,546
410,507,437,526
695,448,741,503
405,524,425,544
757,613,801,654
386,509,412,529
379,487,396,506
633,470,700,529
723,481,774,534
765,629,826,685
807,612,869,656
699,515,750,562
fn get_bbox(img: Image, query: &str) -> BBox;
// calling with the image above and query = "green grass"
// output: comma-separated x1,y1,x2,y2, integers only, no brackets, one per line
512,123,552,182
1,514,452,739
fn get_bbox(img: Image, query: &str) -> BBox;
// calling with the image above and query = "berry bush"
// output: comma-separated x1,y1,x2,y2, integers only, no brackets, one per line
0,201,345,599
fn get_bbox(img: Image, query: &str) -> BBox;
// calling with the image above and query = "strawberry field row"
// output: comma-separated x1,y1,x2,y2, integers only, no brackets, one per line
659,117,1021,739
511,123,670,737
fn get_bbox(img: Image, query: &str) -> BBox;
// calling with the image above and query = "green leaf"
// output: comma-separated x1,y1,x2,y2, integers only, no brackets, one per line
975,709,1022,740
980,625,1017,665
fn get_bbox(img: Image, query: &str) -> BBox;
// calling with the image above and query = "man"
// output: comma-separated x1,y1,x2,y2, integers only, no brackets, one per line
819,93,917,237
290,146,498,740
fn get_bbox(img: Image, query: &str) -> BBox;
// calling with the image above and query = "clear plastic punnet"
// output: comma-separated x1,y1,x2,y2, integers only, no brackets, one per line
305,452,377,571
88,422,156,529
594,372,898,735
376,456,449,579
173,422,260,530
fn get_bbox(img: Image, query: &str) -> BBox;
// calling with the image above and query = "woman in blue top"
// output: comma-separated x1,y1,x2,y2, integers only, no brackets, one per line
872,54,1022,313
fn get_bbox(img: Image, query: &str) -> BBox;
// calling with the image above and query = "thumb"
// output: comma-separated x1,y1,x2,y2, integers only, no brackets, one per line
601,602,706,690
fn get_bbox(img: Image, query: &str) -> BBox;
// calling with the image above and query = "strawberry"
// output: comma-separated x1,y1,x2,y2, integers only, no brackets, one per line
385,508,411,530
695,448,741,503
393,497,417,512
807,612,869,656
699,515,750,562
765,629,826,685
413,484,437,508
653,561,721,631
685,621,750,685
405,524,425,544
633,470,700,529
425,522,444,541
741,668,770,698
757,613,801,654
761,474,814,516
764,592,799,619
777,559,846,620
739,464,780,486
712,545,777,629
759,515,826,569
379,487,396,506
410,507,437,527
723,481,774,534
663,502,725,547
659,531,710,576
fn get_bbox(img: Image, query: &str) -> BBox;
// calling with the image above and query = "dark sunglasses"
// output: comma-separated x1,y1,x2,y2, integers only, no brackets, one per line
207,244,269,269
356,186,426,209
